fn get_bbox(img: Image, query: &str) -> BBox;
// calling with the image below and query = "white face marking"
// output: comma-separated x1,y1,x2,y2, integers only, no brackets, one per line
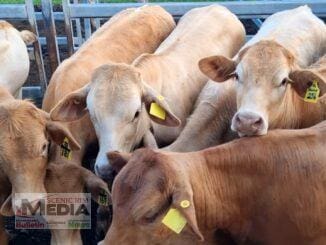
87,84,144,178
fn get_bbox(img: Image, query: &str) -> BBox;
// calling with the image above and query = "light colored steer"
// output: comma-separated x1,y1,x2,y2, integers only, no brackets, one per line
166,6,326,152
50,5,246,179
44,6,176,165
199,5,326,137
103,121,326,245
0,21,37,98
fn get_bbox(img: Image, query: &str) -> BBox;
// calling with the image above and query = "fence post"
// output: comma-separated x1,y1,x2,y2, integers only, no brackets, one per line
25,0,47,92
62,0,74,56
42,0,60,74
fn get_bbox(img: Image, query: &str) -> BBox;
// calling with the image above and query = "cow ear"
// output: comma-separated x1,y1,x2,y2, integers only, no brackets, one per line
107,151,131,173
20,30,37,45
50,84,90,122
82,168,112,206
289,69,326,98
46,121,81,150
142,84,181,127
199,55,237,83
171,184,204,241
0,195,14,216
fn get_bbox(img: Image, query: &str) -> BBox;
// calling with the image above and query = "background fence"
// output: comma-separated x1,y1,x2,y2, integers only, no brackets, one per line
0,0,325,100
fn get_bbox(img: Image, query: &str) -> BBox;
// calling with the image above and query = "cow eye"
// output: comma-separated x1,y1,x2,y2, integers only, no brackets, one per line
280,78,288,87
234,73,239,80
41,142,49,157
132,110,140,122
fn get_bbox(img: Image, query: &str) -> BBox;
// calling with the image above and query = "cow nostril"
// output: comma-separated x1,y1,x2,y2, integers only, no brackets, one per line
235,115,241,123
253,117,263,127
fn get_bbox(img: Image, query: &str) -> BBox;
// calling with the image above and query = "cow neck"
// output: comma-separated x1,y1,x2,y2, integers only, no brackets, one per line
0,86,14,103
134,53,164,93
185,128,319,237
270,87,325,130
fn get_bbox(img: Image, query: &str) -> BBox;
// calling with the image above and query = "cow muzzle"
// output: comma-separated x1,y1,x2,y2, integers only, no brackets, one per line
231,111,267,137
95,162,116,183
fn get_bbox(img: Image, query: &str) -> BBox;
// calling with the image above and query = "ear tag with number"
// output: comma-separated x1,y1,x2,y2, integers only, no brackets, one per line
98,189,109,206
150,102,166,120
60,137,72,160
304,80,320,103
162,208,187,234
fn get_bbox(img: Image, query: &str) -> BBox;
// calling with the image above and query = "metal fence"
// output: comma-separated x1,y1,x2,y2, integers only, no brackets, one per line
0,0,326,94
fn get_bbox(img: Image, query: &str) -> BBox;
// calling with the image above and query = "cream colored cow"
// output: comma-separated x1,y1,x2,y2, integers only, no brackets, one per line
51,5,246,179
43,6,175,166
167,6,326,152
0,21,36,98
200,5,326,137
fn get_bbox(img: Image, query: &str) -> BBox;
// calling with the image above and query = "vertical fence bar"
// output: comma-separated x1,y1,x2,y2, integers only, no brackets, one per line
25,0,47,92
62,0,74,56
74,0,83,47
42,0,60,73
83,0,92,40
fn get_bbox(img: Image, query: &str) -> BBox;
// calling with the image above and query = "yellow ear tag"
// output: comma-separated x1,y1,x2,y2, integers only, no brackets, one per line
150,102,166,120
162,208,187,234
304,80,320,103
98,189,109,206
157,95,165,101
60,137,72,160
180,200,190,208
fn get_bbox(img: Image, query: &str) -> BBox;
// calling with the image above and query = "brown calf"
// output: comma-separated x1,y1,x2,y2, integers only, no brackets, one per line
103,121,326,245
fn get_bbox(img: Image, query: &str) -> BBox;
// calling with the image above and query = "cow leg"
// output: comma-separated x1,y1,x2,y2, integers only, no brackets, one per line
50,229,81,245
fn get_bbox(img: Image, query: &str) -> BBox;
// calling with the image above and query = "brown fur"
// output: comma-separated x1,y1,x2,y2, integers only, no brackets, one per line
104,121,326,245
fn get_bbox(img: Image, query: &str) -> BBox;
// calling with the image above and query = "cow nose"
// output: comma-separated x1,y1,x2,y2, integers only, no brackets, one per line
232,111,265,136
95,163,115,182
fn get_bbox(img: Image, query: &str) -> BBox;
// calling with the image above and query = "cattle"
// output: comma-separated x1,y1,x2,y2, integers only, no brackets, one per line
44,6,176,165
50,5,246,180
0,86,80,243
166,6,326,152
0,160,111,245
199,5,326,137
102,120,326,245
0,21,37,98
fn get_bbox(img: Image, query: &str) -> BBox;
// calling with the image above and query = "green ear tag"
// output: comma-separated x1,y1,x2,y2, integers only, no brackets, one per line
304,80,320,103
60,137,72,160
162,208,187,234
98,189,109,206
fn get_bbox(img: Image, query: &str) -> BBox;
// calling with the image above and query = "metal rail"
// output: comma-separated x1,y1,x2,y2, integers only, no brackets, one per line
0,0,47,93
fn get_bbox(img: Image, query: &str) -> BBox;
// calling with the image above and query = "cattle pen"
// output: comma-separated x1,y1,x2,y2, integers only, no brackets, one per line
0,0,325,104
0,0,326,244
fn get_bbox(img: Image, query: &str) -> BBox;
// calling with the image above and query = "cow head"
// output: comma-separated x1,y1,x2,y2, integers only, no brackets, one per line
0,99,80,215
102,149,203,244
50,63,180,180
199,40,325,137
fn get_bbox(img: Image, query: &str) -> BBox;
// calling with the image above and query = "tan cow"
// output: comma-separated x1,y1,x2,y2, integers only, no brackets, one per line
0,86,80,212
0,21,37,98
0,86,80,245
103,120,326,245
43,6,175,166
199,5,326,137
0,160,111,245
50,5,246,179
166,6,326,152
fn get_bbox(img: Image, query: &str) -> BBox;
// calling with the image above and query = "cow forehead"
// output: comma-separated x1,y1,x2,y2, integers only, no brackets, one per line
0,101,46,139
238,43,291,84
113,150,170,203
